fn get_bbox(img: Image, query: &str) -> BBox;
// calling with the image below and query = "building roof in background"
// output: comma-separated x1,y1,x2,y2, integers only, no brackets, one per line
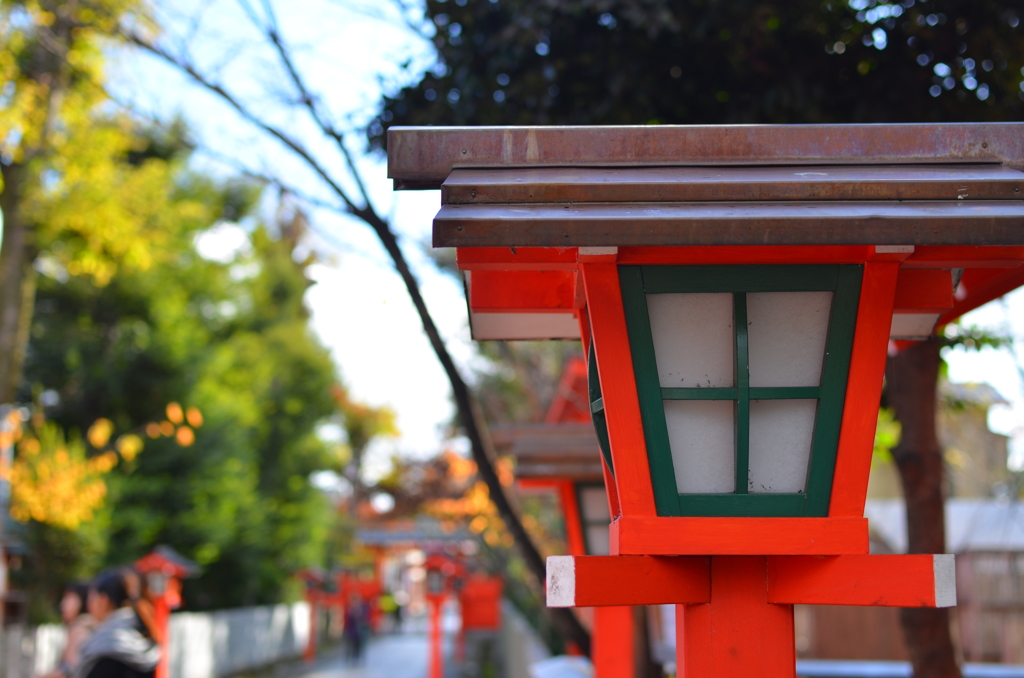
941,381,1010,408
866,499,1024,553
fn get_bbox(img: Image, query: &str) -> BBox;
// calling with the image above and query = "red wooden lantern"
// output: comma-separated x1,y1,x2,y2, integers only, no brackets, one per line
388,123,1024,677
135,546,199,678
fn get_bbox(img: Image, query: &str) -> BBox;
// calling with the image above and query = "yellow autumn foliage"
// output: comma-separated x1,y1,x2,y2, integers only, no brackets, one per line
8,423,115,530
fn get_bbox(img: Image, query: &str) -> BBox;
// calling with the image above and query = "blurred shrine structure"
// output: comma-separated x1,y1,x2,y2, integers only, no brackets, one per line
494,357,647,677
135,546,200,678
298,522,503,673
389,122,1024,677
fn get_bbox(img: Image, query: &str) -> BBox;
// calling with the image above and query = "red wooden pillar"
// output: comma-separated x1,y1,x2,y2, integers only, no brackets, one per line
677,557,794,678
428,597,444,678
593,606,636,678
152,592,172,678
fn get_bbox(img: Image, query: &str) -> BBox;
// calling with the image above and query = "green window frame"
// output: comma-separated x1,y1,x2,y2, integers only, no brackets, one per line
616,264,862,518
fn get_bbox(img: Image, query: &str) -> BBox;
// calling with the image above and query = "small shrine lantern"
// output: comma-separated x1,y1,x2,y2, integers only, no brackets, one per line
388,123,1024,678
135,546,199,678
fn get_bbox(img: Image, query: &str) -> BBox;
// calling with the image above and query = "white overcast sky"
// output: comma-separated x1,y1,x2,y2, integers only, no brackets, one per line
95,0,1024,471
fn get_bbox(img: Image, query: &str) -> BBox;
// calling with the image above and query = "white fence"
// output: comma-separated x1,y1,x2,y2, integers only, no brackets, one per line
0,603,310,678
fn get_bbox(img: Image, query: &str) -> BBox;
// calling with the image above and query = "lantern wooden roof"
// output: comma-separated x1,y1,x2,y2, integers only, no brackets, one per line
492,422,603,481
389,124,1024,342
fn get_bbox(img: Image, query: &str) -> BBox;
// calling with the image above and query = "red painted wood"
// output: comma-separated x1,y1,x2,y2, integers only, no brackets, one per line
571,555,711,606
829,263,900,517
577,307,592,354
617,245,873,265
468,270,577,311
456,246,578,270
904,245,1024,269
893,269,955,312
559,480,588,557
593,607,636,678
611,517,869,555
601,455,621,520
678,557,795,678
938,265,1024,325
766,554,944,607
580,263,657,516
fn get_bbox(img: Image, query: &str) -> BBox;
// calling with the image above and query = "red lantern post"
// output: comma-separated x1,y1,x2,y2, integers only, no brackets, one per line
134,547,199,678
388,123,1024,677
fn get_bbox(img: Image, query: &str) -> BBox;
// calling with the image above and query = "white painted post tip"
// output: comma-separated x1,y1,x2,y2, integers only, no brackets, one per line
578,246,618,257
546,556,576,608
874,245,915,254
933,554,956,608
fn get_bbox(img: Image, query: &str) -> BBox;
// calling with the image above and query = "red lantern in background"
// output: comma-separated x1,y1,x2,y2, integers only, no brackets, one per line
135,546,199,678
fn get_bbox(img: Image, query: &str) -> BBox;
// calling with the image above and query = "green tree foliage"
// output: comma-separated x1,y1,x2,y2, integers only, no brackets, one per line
371,0,1024,141
16,153,345,611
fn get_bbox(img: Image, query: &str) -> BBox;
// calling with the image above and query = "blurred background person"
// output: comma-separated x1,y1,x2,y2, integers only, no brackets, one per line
37,582,96,678
74,569,160,678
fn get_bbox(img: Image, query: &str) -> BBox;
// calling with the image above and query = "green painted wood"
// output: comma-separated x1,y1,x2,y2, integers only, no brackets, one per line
587,342,615,477
734,292,750,495
803,265,862,516
748,387,821,400
642,265,839,294
620,266,681,516
676,493,807,517
616,263,861,518
661,388,738,400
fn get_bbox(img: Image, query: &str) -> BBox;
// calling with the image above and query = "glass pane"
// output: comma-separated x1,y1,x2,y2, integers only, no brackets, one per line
647,293,734,388
747,291,833,388
578,486,610,523
585,525,610,556
748,399,817,493
664,400,735,494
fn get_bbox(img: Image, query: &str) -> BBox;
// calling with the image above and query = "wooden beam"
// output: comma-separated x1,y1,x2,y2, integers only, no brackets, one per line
435,201,1024,248
388,123,1024,188
441,165,1024,204
767,554,956,608
467,270,577,311
610,517,869,556
829,263,900,517
581,264,658,516
546,555,710,607
894,269,955,312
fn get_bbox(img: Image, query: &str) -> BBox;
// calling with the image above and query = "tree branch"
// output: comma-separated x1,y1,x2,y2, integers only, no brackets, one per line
121,20,591,655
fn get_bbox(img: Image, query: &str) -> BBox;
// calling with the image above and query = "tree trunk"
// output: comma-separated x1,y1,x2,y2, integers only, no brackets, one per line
886,336,961,678
0,161,37,406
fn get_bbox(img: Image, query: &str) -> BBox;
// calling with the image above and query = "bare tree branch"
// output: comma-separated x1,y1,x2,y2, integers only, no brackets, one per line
119,16,592,654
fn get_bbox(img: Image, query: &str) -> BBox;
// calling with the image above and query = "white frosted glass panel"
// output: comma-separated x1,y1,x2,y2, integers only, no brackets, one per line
579,486,611,522
664,400,735,494
748,399,817,493
647,293,734,388
747,291,833,388
585,525,610,556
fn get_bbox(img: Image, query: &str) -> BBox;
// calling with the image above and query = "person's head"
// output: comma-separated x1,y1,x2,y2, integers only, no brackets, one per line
87,568,138,622
60,582,90,624
87,567,161,641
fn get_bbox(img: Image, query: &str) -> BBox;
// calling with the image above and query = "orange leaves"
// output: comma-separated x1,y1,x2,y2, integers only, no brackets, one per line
5,401,205,530
185,406,203,428
175,426,195,447
87,418,114,448
166,402,184,424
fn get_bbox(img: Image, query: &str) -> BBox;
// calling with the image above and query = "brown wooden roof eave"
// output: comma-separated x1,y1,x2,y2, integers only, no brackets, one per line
441,165,1024,205
433,200,1024,248
388,123,1024,189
